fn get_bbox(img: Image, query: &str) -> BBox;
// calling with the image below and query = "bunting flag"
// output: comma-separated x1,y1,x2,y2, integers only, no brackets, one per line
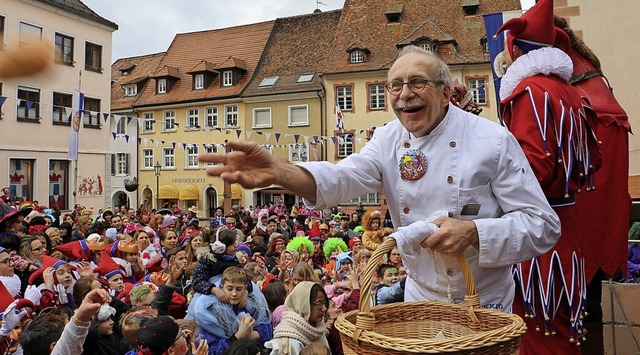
103,113,110,122
125,135,130,143
336,103,345,133
67,91,84,161
127,116,133,125
0,96,7,108
265,132,271,142
111,132,117,140
275,133,281,142
294,134,300,143
236,130,242,138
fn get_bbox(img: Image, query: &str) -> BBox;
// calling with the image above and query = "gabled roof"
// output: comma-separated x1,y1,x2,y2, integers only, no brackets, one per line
134,21,274,107
243,10,342,97
322,0,521,74
187,60,217,74
216,57,247,71
110,52,164,111
34,0,118,30
151,65,180,79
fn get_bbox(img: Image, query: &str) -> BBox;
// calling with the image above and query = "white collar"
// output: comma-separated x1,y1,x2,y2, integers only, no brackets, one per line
499,47,573,101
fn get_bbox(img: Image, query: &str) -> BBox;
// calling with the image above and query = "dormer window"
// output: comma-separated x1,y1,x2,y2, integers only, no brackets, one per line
480,35,489,53
419,43,434,52
194,74,204,89
158,78,167,94
125,84,137,97
385,5,403,23
462,0,480,16
223,71,233,86
259,76,278,87
350,51,364,63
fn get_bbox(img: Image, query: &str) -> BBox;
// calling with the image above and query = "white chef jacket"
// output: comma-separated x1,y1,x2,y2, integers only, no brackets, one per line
299,104,560,311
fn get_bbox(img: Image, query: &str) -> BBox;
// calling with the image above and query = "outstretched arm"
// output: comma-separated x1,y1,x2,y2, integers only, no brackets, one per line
199,141,317,203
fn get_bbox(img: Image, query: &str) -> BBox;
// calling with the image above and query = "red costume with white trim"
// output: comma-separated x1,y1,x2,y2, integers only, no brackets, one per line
496,0,600,353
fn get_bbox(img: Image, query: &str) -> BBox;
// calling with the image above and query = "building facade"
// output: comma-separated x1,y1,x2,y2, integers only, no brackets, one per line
0,0,117,211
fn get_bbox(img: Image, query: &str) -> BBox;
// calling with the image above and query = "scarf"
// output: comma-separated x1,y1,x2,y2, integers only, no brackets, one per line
0,274,22,297
274,311,327,355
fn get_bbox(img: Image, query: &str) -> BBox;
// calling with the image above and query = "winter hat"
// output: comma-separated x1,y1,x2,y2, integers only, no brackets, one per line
94,250,125,281
105,228,118,240
28,255,68,284
348,237,362,250
237,244,252,257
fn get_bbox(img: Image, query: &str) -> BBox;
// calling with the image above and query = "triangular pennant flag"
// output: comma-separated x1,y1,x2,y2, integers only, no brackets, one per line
64,106,72,121
265,133,271,142
127,116,133,125
331,137,337,144
313,136,318,144
245,131,252,139
161,140,165,145
285,134,291,138
255,131,263,135
215,127,221,132
26,100,34,110
236,130,242,138
294,135,300,143
172,142,176,149
111,132,117,140
15,99,22,107
103,113,110,122
359,129,365,134
0,96,7,108
204,125,211,133
125,135,130,143
357,138,362,145
143,138,148,145
137,137,142,144
303,136,309,143
274,133,281,142
182,143,187,150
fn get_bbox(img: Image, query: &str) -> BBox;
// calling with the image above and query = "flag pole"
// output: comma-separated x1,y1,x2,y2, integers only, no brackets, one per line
71,70,82,209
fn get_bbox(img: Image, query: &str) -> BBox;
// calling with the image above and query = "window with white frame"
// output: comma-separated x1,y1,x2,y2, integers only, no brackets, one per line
467,78,487,105
224,104,238,127
222,71,233,86
260,145,273,155
142,112,154,133
343,192,380,205
19,22,42,46
202,144,218,168
288,105,308,126
194,74,204,90
187,108,199,129
125,84,137,96
337,133,354,158
289,144,308,162
350,50,364,63
157,78,167,94
368,84,386,110
253,107,271,128
205,106,218,127
162,147,175,168
419,43,434,52
336,86,353,111
115,153,129,176
116,116,126,135
202,145,218,167
185,146,199,168
142,149,154,169
17,86,40,121
163,110,176,131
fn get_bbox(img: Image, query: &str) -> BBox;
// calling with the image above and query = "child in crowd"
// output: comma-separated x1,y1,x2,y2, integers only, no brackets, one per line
375,264,405,305
194,267,272,354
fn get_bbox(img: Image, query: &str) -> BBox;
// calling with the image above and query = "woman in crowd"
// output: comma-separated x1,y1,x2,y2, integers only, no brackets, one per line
134,228,157,267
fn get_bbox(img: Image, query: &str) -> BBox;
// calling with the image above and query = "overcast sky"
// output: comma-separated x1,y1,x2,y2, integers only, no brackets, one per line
81,0,535,63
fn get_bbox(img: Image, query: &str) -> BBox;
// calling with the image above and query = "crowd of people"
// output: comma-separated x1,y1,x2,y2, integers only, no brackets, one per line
0,195,407,355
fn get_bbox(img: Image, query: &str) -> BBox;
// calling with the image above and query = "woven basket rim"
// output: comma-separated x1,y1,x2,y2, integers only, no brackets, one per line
335,300,526,352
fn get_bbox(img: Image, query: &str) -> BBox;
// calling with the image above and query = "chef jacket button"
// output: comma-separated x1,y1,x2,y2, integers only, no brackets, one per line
447,175,453,183
403,207,410,214
446,269,453,276
449,141,456,148
403,142,411,148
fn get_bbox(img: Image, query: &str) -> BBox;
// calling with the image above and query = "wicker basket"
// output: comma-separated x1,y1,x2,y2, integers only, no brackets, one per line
334,238,526,354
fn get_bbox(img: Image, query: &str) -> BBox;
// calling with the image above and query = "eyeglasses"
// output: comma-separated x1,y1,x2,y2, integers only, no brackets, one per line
385,77,444,96
0,258,13,266
312,300,328,311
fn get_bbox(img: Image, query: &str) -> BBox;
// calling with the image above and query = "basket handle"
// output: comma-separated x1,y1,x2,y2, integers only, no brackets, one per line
354,238,480,342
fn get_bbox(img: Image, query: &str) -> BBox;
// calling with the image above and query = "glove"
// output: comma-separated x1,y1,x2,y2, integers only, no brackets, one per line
0,300,27,336
24,285,42,307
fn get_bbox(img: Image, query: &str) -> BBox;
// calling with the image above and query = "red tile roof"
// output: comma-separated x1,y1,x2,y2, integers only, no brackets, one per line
133,21,274,108
243,10,342,97
110,52,164,111
187,60,217,74
322,0,521,74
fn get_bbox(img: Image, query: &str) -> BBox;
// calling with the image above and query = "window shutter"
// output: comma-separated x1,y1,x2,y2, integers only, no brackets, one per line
110,154,115,176
125,153,130,175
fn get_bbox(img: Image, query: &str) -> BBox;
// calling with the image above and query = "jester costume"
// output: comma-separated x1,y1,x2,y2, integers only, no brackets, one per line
499,33,600,355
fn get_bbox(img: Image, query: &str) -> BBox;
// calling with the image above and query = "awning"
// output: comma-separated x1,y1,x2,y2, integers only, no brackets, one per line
179,184,199,201
158,184,179,199
231,184,243,200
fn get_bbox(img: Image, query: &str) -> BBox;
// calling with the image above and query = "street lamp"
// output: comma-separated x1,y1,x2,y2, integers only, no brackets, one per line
154,161,161,210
